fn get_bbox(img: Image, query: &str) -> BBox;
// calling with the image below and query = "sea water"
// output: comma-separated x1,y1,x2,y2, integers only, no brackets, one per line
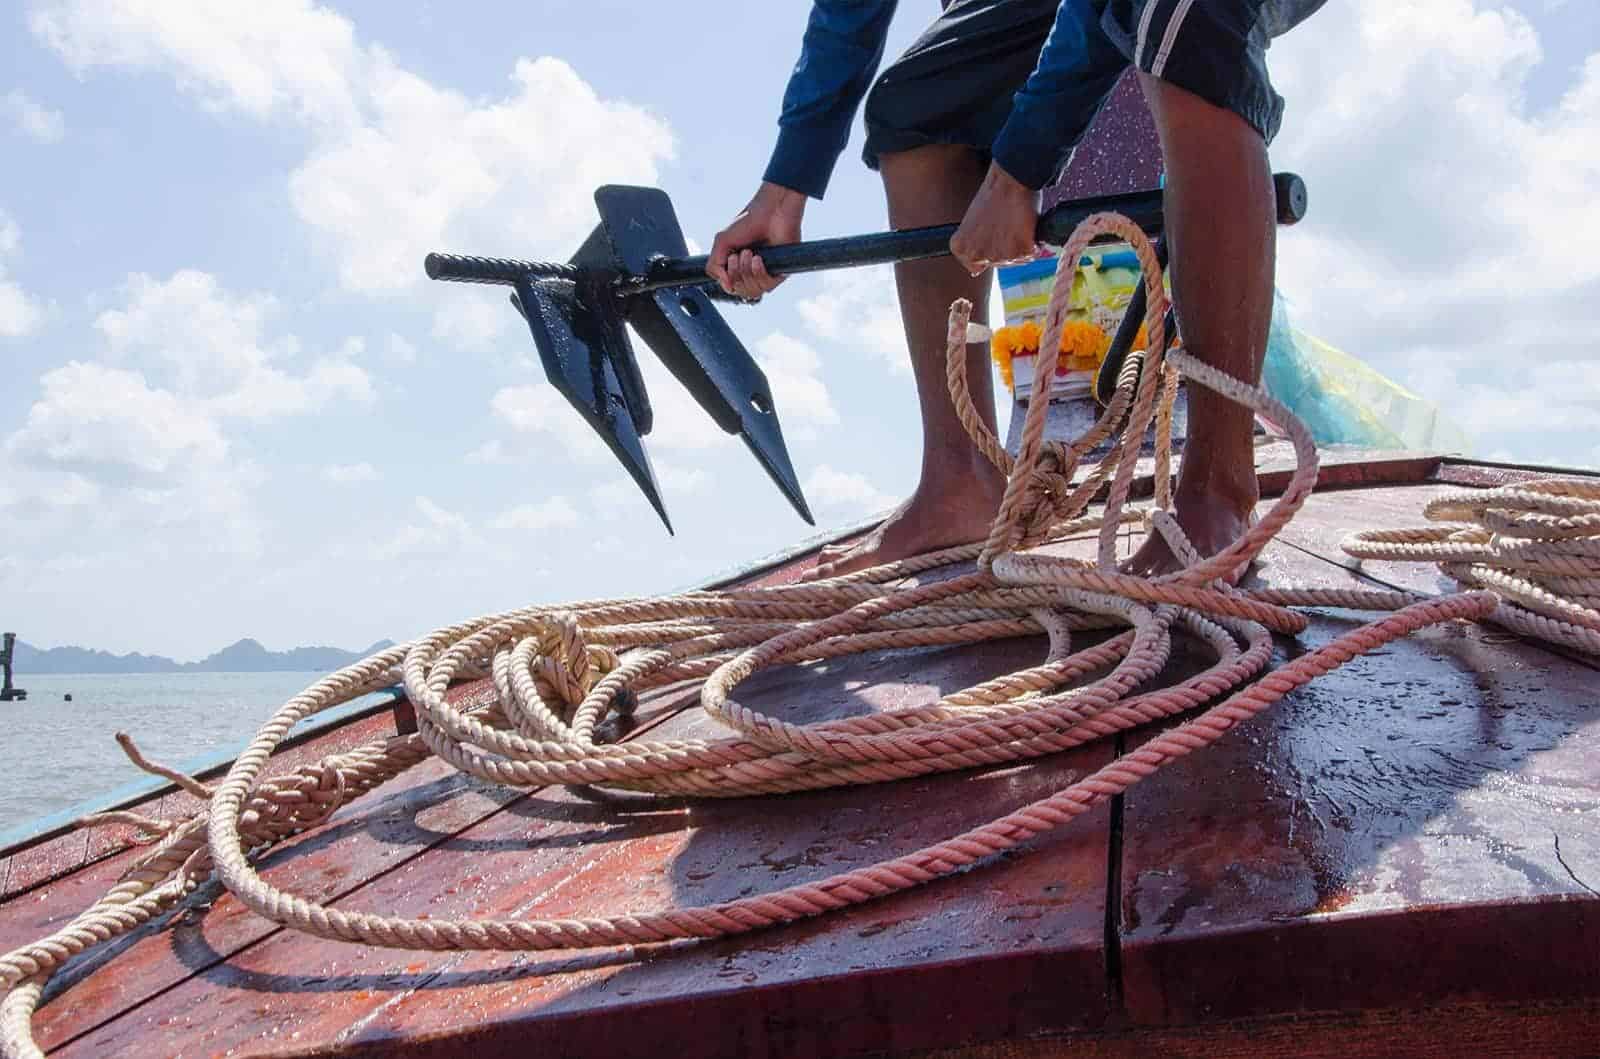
0,672,393,838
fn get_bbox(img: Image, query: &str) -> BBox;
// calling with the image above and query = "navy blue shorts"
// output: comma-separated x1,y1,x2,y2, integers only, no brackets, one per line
863,0,1323,175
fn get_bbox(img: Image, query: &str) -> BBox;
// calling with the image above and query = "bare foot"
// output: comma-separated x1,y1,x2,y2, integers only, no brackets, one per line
1122,480,1259,580
803,463,1007,581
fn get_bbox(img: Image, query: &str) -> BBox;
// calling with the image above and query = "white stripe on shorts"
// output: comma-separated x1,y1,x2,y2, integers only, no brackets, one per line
1134,0,1165,68
1150,0,1199,77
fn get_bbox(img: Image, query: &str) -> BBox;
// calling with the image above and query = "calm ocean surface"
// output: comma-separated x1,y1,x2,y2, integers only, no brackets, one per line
0,672,394,838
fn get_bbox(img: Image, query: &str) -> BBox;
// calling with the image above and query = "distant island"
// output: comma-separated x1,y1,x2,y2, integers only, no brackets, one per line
12,638,397,675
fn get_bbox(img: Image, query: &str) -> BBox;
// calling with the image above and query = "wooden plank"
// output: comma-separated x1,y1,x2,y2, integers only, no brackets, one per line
1262,453,1441,495
0,846,147,957
60,632,1117,1059
909,998,1600,1058
1116,506,1600,1028
1436,458,1600,489
1,707,405,902
1276,482,1600,675
1273,483,1459,597
12,680,697,1053
27,757,522,1053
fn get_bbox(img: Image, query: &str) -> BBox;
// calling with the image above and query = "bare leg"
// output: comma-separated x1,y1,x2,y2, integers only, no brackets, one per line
805,144,1008,580
1124,73,1275,577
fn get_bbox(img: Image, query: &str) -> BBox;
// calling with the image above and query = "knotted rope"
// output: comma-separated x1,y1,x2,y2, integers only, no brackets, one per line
0,211,1522,1059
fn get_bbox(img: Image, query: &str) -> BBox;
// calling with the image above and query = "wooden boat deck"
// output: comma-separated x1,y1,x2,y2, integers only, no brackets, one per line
3,452,1597,1057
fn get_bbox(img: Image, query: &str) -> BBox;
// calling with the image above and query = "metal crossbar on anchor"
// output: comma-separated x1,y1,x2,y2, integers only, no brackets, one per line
424,174,1307,530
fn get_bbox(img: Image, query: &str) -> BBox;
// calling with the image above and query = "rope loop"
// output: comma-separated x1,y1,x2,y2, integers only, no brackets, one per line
0,206,1576,1059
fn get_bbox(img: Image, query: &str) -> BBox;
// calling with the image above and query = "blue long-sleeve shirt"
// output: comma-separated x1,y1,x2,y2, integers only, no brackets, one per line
763,1,1126,197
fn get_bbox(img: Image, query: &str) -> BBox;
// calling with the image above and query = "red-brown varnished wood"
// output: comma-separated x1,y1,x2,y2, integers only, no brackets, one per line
2,707,407,903
9,468,1600,1057
58,634,1116,1059
1116,495,1600,1028
17,678,711,1054
909,999,1600,1058
0,847,151,958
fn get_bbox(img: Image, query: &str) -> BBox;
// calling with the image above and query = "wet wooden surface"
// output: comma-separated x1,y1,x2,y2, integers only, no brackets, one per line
4,470,1599,1056
1118,485,1600,1026
22,681,701,1054
911,999,1600,1058
1,705,406,904
52,632,1114,1058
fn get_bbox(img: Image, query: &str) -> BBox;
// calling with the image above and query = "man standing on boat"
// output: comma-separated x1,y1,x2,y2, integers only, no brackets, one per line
707,0,1324,578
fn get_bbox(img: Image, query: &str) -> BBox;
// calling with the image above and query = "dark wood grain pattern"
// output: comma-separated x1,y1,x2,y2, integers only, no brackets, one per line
1116,492,1600,1027
2,708,405,903
909,999,1600,1058
58,633,1114,1058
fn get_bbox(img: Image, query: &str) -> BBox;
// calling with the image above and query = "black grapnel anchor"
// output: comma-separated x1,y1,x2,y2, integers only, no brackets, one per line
425,174,1306,531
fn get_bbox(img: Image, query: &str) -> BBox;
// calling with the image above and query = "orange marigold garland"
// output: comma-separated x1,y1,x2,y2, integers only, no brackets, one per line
990,318,1148,390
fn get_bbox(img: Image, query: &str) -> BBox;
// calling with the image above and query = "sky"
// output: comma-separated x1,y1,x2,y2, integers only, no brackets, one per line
0,0,1595,660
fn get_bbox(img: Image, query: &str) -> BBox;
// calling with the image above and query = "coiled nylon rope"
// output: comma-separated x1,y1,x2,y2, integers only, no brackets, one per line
1,211,1533,1058
1344,481,1600,656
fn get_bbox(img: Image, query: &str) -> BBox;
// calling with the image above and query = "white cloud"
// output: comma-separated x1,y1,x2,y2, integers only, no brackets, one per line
661,462,710,493
431,293,509,352
5,269,379,563
2,361,263,558
465,439,508,465
374,496,479,560
631,350,738,451
0,468,99,516
489,496,580,532
1268,1,1600,461
34,1,676,347
1405,356,1600,464
589,460,709,511
796,265,909,376
322,461,380,483
754,331,840,442
0,209,44,337
802,465,897,514
32,0,364,126
589,478,639,510
1443,359,1599,433
490,382,610,463
386,331,417,362
7,362,228,480
290,55,674,300
0,281,42,338
3,89,65,142
95,270,374,418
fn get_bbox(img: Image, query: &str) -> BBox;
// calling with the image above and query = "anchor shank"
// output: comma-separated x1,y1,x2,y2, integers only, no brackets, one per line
627,174,1304,294
428,174,1304,299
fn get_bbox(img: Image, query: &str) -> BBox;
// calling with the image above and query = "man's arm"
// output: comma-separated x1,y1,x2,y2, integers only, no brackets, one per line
951,0,1126,272
709,1,898,299
990,0,1126,192
764,0,899,201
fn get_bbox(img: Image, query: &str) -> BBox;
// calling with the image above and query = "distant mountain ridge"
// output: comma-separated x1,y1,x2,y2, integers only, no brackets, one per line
12,638,396,675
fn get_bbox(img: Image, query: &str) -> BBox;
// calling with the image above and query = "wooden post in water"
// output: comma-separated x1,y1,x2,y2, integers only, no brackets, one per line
0,632,26,702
